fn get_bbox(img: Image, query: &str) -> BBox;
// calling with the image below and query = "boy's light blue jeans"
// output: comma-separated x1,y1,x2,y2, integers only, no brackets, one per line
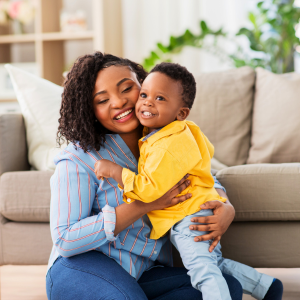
170,209,274,300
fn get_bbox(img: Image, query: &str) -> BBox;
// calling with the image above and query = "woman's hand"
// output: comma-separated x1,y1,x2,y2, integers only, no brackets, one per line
149,174,192,212
189,189,235,253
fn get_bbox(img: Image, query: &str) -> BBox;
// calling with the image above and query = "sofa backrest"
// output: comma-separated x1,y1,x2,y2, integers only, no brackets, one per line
188,66,255,167
0,114,30,175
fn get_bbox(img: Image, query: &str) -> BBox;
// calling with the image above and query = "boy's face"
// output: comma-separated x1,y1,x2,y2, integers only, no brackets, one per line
135,72,190,132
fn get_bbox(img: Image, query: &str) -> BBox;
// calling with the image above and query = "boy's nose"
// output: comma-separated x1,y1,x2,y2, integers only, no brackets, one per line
144,99,154,106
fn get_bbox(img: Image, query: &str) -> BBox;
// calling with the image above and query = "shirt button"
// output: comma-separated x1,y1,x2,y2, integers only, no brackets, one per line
127,198,131,203
154,251,157,255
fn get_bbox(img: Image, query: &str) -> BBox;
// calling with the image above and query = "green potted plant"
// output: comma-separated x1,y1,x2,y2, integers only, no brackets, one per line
143,0,300,74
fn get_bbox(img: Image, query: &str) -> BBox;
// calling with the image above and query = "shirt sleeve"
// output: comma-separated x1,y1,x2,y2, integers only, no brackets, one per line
213,175,226,193
122,147,199,203
50,159,119,258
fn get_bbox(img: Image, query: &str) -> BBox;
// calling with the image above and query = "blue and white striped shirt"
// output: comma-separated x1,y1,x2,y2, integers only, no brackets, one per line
47,133,225,279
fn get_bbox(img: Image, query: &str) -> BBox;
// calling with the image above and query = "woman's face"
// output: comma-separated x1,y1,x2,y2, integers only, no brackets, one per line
93,65,141,134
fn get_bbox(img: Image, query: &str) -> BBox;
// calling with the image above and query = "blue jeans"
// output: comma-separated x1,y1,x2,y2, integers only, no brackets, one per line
171,209,274,300
46,251,243,300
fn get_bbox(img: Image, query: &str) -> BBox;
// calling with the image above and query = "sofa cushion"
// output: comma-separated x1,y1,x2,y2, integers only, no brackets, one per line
247,68,300,164
189,66,255,167
216,163,300,221
0,171,53,222
5,64,66,171
0,113,30,175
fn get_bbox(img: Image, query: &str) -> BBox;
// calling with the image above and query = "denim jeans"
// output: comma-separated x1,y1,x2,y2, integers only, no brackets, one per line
46,250,243,300
171,209,274,300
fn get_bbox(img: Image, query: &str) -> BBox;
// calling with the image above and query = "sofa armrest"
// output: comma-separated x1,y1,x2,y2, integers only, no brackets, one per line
0,113,30,175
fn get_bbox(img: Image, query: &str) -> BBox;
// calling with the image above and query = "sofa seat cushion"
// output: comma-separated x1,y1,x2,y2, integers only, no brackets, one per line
216,163,300,221
0,171,53,222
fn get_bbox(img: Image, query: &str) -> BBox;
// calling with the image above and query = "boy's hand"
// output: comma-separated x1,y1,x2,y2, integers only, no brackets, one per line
94,159,116,180
94,159,124,186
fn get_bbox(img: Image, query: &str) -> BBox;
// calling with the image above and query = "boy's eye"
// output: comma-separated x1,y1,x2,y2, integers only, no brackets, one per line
140,93,147,98
156,96,165,101
122,86,132,93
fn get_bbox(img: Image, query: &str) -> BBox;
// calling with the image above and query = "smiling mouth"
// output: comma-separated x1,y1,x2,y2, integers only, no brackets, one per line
115,109,134,120
142,111,156,117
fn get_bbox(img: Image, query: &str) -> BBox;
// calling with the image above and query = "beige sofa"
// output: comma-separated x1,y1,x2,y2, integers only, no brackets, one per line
0,66,299,299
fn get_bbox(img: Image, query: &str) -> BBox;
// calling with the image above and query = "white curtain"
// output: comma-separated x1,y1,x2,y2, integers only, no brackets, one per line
121,0,256,73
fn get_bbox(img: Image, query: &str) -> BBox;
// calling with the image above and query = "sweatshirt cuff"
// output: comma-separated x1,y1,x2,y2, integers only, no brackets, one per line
102,205,119,242
121,168,136,204
122,168,135,193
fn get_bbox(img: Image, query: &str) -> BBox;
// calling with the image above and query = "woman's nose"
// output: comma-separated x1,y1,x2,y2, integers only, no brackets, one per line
110,95,127,108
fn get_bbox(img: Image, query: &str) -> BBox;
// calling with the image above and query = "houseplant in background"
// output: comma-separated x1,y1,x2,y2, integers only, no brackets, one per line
143,0,300,74
0,0,35,34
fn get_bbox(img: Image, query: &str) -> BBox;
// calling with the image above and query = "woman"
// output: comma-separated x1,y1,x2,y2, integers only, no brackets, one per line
46,52,242,300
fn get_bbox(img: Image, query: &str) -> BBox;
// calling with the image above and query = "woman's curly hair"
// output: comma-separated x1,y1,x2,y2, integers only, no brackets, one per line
57,52,148,152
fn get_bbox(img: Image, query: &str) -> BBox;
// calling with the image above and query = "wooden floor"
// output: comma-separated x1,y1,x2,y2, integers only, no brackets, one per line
0,265,296,300
0,265,255,300
0,265,48,300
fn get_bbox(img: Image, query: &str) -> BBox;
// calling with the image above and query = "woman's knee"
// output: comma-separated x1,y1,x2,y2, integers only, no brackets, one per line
47,253,147,300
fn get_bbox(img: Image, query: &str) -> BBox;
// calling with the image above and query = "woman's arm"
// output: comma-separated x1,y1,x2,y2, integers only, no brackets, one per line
51,159,192,254
114,174,192,235
50,159,114,257
189,187,235,253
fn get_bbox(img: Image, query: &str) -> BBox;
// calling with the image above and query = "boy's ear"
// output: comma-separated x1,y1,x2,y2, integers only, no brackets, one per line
176,107,190,121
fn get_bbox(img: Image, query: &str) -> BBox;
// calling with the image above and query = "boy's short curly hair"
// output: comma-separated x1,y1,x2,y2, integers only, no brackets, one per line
58,52,147,152
150,62,196,109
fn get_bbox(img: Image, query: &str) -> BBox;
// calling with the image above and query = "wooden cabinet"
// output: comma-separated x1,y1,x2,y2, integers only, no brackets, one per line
0,0,123,89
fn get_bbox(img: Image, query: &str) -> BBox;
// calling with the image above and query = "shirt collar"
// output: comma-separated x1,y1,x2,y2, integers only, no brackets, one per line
140,120,186,146
142,127,163,141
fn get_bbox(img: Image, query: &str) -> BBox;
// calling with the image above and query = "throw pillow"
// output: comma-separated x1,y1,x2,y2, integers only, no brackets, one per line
188,66,255,166
247,67,300,164
5,64,66,171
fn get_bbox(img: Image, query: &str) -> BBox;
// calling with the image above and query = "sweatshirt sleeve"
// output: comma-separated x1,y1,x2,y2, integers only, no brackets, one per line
50,159,119,257
122,147,199,203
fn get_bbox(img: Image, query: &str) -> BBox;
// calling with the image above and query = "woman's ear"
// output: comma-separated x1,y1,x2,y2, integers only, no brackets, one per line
176,107,190,121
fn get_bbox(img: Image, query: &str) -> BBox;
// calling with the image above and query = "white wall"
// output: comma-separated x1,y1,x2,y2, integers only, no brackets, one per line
121,0,256,73
10,0,257,73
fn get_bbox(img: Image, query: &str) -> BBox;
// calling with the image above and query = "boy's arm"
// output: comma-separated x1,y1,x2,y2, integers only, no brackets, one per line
94,159,123,186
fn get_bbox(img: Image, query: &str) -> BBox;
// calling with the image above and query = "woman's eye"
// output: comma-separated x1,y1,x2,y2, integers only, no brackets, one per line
156,96,165,101
122,86,132,93
140,93,147,98
98,99,108,104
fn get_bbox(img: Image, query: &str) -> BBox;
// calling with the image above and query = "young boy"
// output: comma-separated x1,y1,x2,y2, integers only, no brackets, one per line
94,63,282,300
